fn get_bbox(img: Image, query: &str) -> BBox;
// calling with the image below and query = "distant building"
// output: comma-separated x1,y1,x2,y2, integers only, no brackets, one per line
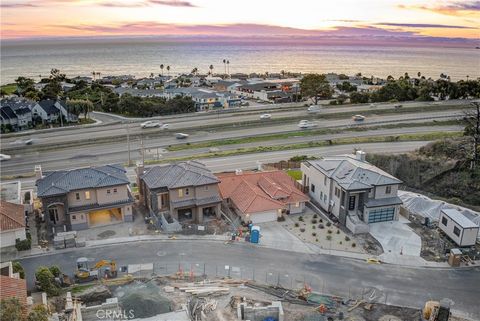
0,201,27,248
301,151,402,233
217,170,309,224
0,97,36,131
35,164,134,233
32,100,78,123
439,209,479,247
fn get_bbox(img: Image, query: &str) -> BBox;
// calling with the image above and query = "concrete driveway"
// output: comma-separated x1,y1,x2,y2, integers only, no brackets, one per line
257,222,315,254
369,216,421,257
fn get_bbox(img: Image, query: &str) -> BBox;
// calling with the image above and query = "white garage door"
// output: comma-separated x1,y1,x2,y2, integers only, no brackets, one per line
251,211,277,224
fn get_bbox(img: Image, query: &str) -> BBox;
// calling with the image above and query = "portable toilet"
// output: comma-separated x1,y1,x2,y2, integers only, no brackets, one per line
250,226,260,244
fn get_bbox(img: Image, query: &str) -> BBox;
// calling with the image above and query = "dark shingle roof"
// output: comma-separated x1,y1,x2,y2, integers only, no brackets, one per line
0,106,17,120
37,100,60,115
141,161,219,190
36,164,129,197
14,107,31,116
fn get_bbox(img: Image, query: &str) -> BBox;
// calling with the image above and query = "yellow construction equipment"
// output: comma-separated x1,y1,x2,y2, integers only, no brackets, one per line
74,257,118,282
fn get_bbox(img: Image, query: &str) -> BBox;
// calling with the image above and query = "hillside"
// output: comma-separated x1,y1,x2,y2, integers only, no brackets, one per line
367,137,480,210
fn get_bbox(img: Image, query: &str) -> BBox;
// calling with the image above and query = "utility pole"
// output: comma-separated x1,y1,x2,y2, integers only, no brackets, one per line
126,124,131,166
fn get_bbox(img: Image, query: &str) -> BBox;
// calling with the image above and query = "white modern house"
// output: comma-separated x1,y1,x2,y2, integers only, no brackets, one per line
301,151,403,233
439,209,479,247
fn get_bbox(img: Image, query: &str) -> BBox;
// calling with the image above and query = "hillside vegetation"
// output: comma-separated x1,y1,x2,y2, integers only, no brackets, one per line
367,137,480,209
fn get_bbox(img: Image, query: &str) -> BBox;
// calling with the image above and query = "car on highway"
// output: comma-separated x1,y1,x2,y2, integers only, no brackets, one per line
352,114,366,121
160,123,169,129
175,133,189,139
307,105,321,113
394,104,403,109
141,120,161,128
260,114,272,119
0,154,12,161
298,121,318,129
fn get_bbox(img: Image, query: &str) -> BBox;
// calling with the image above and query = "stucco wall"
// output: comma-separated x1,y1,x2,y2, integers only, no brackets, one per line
0,228,26,248
68,189,98,207
374,184,399,199
96,185,129,205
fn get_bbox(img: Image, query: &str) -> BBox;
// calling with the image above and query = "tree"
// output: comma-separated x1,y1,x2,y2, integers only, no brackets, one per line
191,67,198,76
166,65,171,76
350,91,370,104
41,81,62,100
12,261,25,279
464,102,480,171
222,59,227,75
35,266,60,296
15,77,35,94
160,64,164,76
300,73,332,104
0,298,24,321
27,305,49,321
67,99,93,119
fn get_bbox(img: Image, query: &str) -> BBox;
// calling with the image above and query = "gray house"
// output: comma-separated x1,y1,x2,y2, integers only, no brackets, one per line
137,161,222,224
301,151,403,233
35,164,134,234
32,100,78,123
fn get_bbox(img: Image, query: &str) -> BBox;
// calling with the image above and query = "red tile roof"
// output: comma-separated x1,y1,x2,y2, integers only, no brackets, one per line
0,201,25,232
217,171,309,215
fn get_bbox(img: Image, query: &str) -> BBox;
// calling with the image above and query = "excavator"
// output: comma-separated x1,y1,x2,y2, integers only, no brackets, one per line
74,257,118,283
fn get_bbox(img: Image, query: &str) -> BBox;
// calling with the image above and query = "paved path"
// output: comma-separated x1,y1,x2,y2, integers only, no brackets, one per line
369,217,422,257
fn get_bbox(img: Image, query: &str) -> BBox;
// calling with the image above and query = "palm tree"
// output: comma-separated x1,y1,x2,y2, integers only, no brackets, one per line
222,59,226,75
466,75,470,81
166,65,170,76
191,67,198,76
387,75,394,82
226,60,230,77
92,71,96,81
96,72,101,80
209,65,214,76
150,72,154,78
160,64,164,76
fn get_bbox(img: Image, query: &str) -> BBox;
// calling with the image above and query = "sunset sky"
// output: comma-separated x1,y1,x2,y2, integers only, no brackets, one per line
1,0,479,41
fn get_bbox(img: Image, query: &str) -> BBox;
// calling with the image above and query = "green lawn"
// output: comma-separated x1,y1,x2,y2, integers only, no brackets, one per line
1,83,17,95
287,170,302,180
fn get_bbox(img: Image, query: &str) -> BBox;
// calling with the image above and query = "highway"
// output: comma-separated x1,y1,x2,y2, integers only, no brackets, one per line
17,241,480,317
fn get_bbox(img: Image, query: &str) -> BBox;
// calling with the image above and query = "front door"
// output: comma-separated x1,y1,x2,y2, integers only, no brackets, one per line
49,207,59,224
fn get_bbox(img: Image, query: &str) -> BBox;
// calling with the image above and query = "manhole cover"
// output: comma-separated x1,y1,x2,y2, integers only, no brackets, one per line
97,230,116,239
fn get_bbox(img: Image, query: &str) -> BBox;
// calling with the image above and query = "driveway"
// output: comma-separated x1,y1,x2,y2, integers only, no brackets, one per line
369,216,422,257
257,222,315,254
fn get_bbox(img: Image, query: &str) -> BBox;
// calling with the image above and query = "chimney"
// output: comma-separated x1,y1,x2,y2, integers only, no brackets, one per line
136,160,144,176
256,161,263,171
355,150,366,162
35,165,43,180
235,169,243,175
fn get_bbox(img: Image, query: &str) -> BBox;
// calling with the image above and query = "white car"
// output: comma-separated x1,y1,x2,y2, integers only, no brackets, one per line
307,105,321,113
0,154,12,161
260,114,272,119
176,133,189,139
352,115,366,121
298,121,318,129
160,123,169,129
141,120,161,128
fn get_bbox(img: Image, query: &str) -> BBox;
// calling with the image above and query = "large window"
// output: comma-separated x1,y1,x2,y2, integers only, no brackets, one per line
453,226,461,237
368,207,395,223
85,191,91,200
311,184,315,193
348,196,356,210
442,217,448,226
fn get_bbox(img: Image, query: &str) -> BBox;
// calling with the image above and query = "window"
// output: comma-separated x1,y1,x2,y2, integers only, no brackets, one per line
178,189,183,197
442,217,448,226
348,195,356,210
185,188,190,195
295,202,300,207
205,185,209,191
453,226,461,237
107,189,111,194
75,193,80,200
113,188,117,193
311,184,315,193
324,176,327,186
320,191,323,199
72,215,76,220
334,187,340,198
385,186,392,194
324,194,327,202
85,191,91,200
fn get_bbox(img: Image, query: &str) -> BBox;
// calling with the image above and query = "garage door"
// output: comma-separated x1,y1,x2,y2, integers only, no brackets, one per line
251,211,277,224
368,207,395,223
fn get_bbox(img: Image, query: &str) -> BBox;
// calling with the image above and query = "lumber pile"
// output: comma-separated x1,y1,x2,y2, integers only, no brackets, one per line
187,297,218,321
170,279,236,297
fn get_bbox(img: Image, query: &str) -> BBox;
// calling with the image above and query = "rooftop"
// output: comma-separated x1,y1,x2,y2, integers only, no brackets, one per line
36,164,129,197
442,208,479,229
0,201,25,231
0,181,21,204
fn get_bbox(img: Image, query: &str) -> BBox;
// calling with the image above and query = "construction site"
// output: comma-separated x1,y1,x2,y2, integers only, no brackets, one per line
44,265,471,321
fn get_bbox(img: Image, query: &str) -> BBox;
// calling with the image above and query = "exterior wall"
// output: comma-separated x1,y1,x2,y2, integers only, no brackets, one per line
194,184,220,199
169,187,195,203
0,228,26,248
0,275,27,314
374,184,399,199
67,189,98,207
301,163,333,212
288,201,305,214
70,212,88,230
42,196,68,228
122,205,133,222
96,185,129,205
439,212,479,246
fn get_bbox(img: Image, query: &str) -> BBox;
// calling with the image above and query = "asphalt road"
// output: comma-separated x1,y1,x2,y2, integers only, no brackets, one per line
1,100,468,147
8,141,429,190
18,240,480,317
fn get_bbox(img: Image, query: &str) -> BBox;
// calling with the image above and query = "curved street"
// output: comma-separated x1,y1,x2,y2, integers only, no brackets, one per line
18,240,480,318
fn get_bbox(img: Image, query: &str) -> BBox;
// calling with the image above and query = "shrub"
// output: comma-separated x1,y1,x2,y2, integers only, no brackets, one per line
313,214,318,218
12,262,25,279
339,241,343,245
35,267,60,296
0,297,23,321
336,229,340,234
318,224,324,229
294,223,299,227
312,232,317,237
311,219,318,224
316,238,319,242
27,305,49,321
319,219,323,223
345,236,351,242
49,266,61,278
300,228,305,233
327,229,333,234
298,216,304,221
326,222,332,227
277,216,286,222
312,225,316,229
15,237,31,251
326,235,332,241
351,243,356,248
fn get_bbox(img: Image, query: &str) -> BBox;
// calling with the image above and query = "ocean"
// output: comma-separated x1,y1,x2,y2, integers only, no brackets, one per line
1,39,479,84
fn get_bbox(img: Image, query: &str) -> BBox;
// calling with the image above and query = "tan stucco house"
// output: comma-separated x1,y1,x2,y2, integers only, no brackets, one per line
137,161,222,224
35,164,134,233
